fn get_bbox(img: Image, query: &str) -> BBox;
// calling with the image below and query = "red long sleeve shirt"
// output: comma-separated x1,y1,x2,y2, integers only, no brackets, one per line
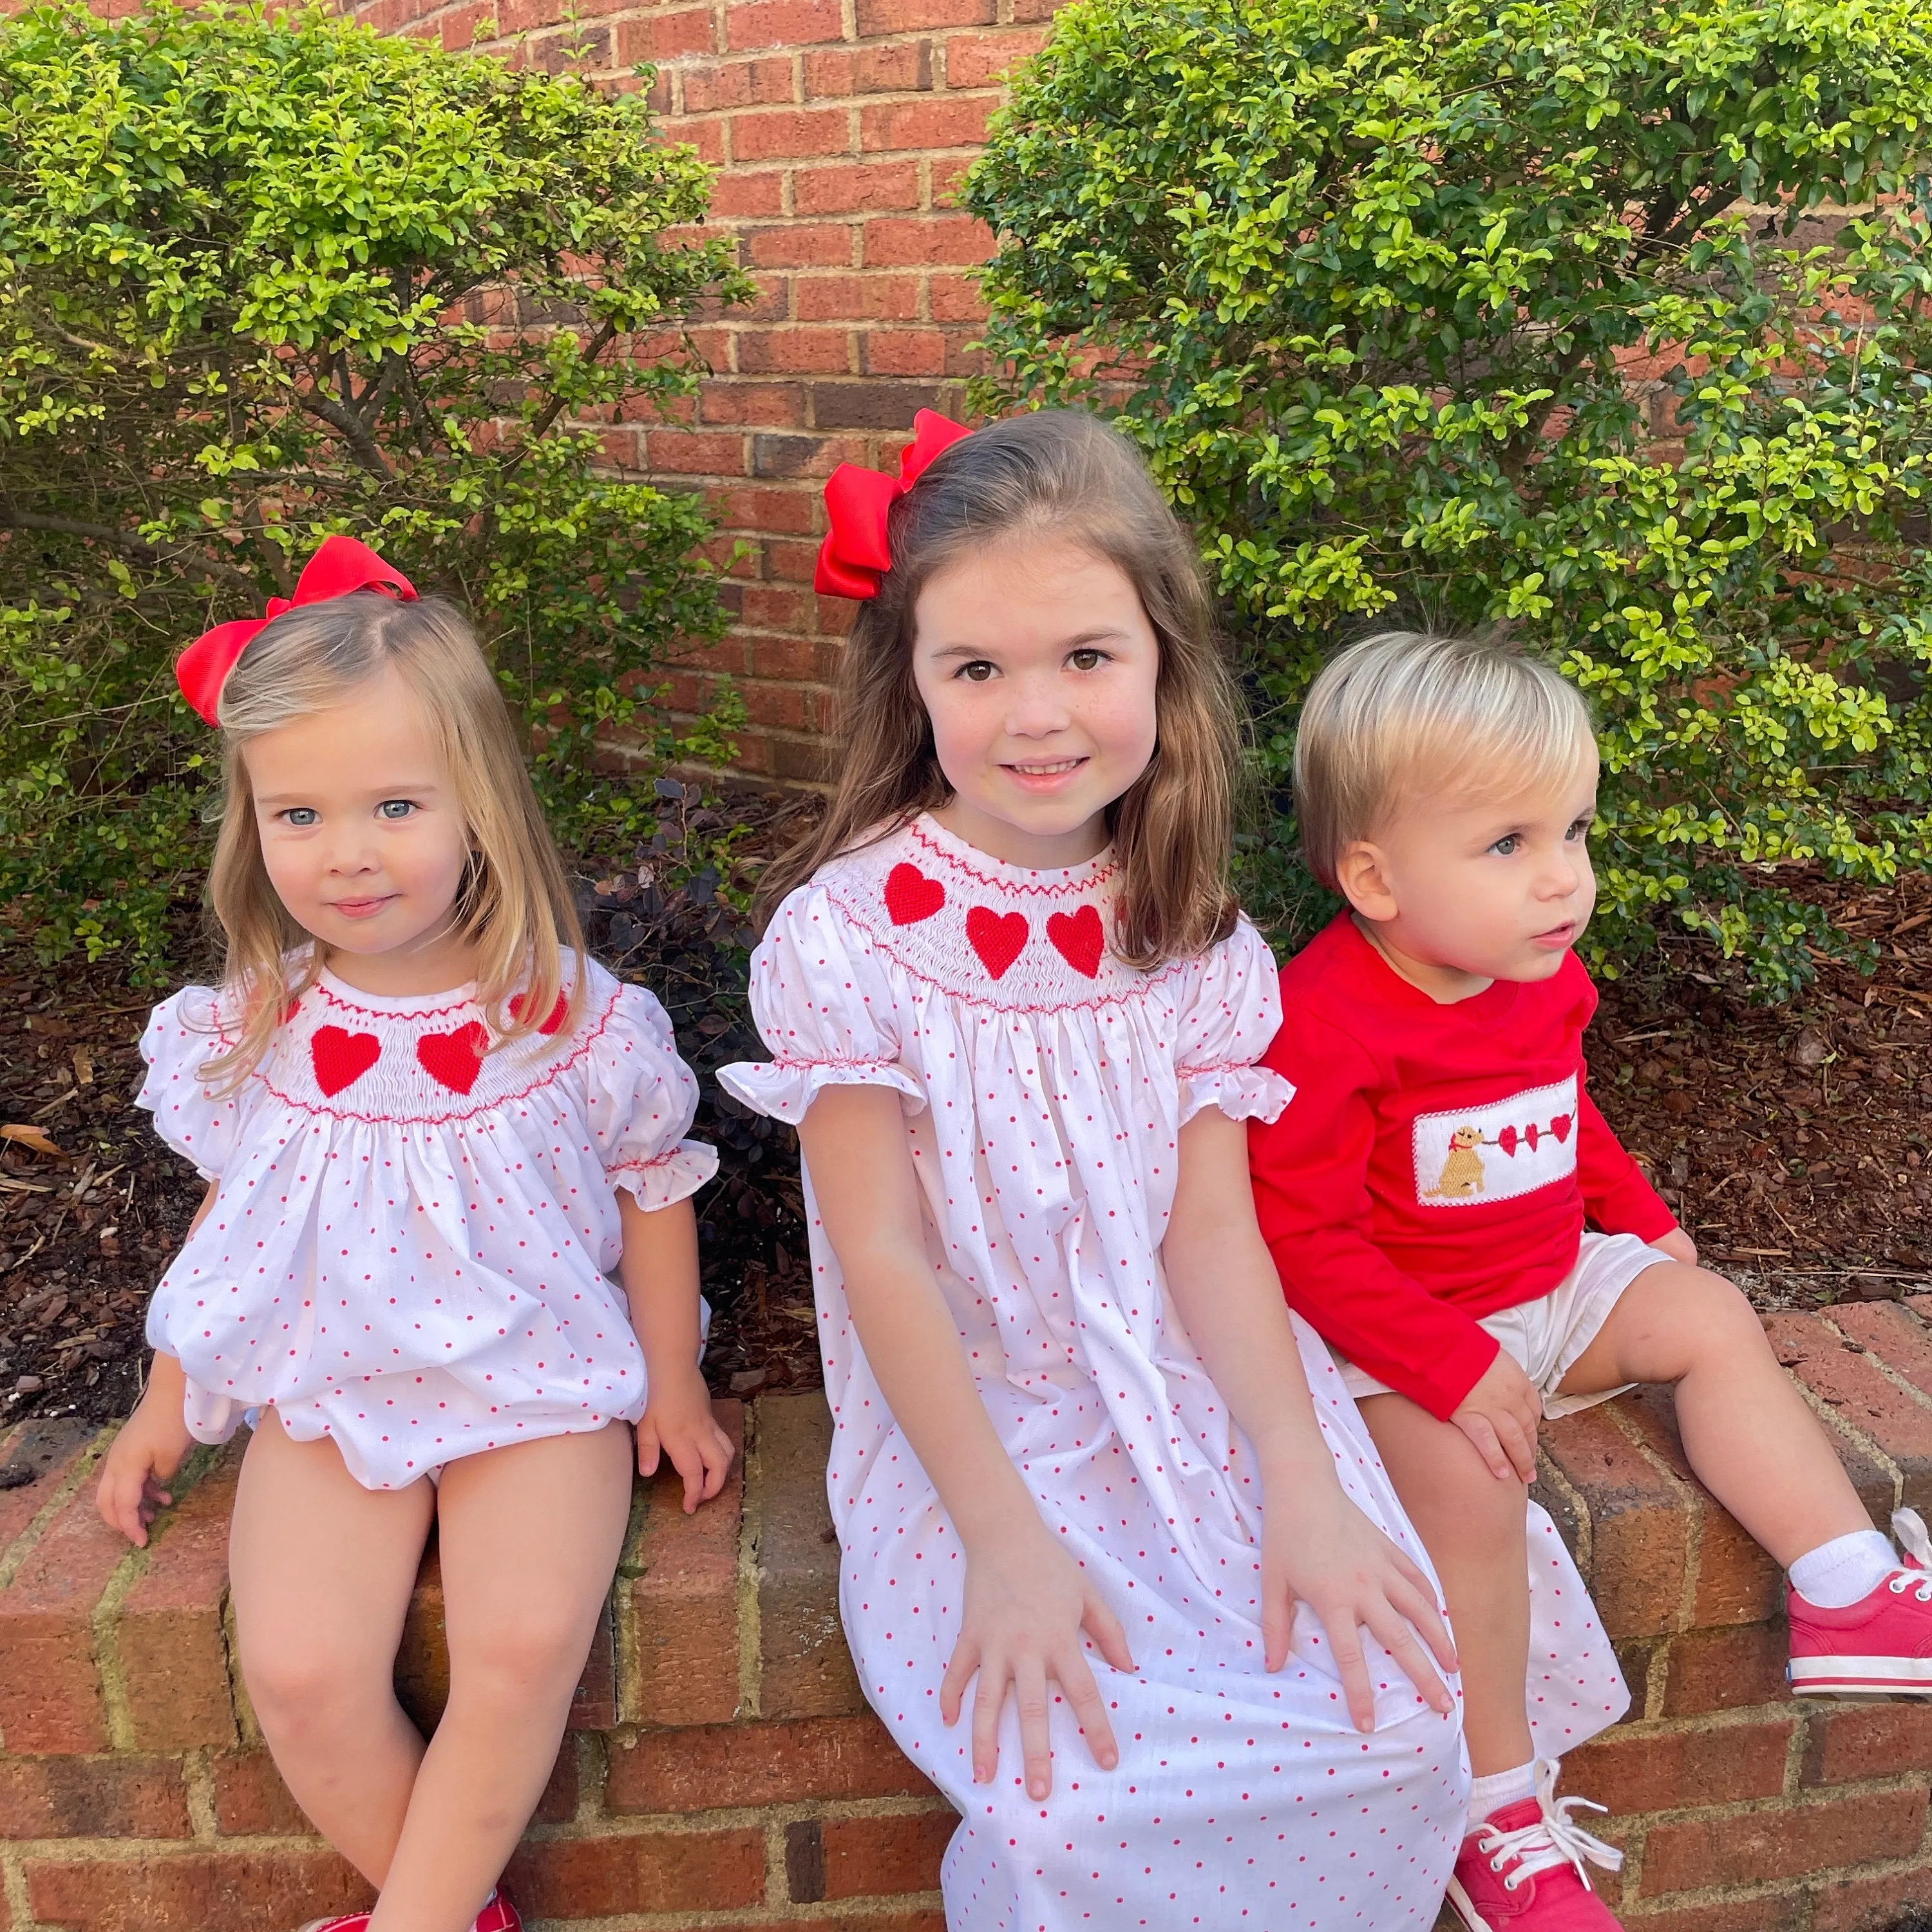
1248,915,1677,1419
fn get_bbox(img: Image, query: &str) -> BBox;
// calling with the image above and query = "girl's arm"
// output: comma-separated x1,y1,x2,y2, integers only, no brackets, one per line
617,1190,734,1513
1164,1109,1459,1730
798,1084,1133,1803
97,1179,218,1546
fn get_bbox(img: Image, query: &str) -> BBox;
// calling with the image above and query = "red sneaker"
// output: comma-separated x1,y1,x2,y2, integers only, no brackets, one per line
1788,1510,1932,1697
296,1892,519,1932
1444,1761,1624,1930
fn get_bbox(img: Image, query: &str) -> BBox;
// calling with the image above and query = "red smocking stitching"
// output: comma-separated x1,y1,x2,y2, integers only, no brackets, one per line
315,982,479,1023
907,820,1118,899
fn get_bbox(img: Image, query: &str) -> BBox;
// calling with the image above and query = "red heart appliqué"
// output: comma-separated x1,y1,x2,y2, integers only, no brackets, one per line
966,905,1028,980
312,1025,379,1098
1550,1113,1573,1144
508,989,569,1036
417,1020,489,1095
884,862,945,925
1046,904,1104,979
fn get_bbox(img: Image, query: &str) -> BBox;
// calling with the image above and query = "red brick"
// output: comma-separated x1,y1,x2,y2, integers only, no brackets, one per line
608,1712,934,1813
680,54,797,114
746,223,857,269
1559,1716,1794,1815
117,1445,240,1750
1768,1311,1932,1508
701,379,808,427
738,327,853,375
741,586,816,631
1812,1866,1932,1932
1660,1621,1791,1716
1620,1901,1805,1932
862,327,948,375
929,271,987,324
211,1752,310,1837
726,0,843,48
0,1479,133,1753
943,26,1046,87
614,7,713,61
708,483,823,535
806,42,931,97
504,1828,766,1917
857,0,991,29
27,1848,369,1932
795,161,922,216
0,1417,97,1561
0,1756,191,1840
1642,1785,1927,1893
1539,1405,1692,1639
1011,0,1065,20
752,632,837,677
1831,1298,1932,1404
797,272,922,322
860,95,996,152
819,1810,956,1899
1804,1700,1932,1784
668,116,728,166
627,1400,743,1727
862,214,995,266
733,106,852,162
931,154,978,204
742,681,816,730
761,536,825,582
708,170,788,220
645,429,748,475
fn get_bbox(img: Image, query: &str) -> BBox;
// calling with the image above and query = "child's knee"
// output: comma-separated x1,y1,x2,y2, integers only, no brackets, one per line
1674,1266,1771,1363
451,1607,594,1707
240,1634,384,1739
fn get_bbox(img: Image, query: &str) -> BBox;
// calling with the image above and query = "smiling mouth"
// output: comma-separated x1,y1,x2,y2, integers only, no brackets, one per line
1004,758,1086,777
329,895,397,920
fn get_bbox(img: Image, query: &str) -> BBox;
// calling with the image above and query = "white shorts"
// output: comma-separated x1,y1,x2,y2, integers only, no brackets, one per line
1333,1230,1667,1419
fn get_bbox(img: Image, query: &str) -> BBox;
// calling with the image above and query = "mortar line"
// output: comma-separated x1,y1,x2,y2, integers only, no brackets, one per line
737,1400,764,1722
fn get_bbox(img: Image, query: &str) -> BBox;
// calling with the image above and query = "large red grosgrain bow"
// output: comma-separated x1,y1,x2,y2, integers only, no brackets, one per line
813,410,972,600
175,535,419,726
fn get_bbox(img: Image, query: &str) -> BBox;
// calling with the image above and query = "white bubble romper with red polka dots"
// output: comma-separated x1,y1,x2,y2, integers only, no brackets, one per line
722,814,1629,1932
137,955,714,1490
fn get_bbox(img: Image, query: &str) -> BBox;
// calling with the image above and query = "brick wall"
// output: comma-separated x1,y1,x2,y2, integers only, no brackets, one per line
4,1311,1932,1929
347,0,1053,785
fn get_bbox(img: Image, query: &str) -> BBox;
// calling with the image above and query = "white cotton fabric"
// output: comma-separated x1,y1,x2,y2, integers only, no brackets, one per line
724,814,1491,1931
137,955,714,1490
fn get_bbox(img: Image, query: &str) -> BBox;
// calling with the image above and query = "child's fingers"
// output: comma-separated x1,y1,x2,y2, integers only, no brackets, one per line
1080,1589,1135,1676
1261,1580,1295,1674
1363,1600,1455,1716
970,1651,1009,1783
1386,1571,1458,1674
1501,1415,1539,1484
1054,1643,1120,1773
1013,1653,1055,1799
635,1419,662,1478
1454,1413,1513,1481
940,1636,978,1730
1322,1612,1377,1732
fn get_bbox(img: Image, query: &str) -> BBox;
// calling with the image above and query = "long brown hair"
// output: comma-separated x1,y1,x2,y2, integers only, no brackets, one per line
198,589,585,1091
761,410,1241,969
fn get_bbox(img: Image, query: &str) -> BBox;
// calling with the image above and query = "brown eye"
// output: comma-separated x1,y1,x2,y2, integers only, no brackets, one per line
956,661,997,682
1068,648,1106,670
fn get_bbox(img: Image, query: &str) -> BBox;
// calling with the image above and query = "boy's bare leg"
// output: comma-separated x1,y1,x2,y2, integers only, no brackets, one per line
1557,1262,1871,1564
1357,1392,1533,1777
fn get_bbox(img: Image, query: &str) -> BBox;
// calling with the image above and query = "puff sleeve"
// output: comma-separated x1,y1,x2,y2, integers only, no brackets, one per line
1172,917,1295,1126
583,980,719,1210
717,882,924,1123
137,987,243,1180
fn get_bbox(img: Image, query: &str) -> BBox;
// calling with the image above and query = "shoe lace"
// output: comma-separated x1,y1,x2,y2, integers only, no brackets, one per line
1476,1759,1625,1895
1888,1509,1932,1600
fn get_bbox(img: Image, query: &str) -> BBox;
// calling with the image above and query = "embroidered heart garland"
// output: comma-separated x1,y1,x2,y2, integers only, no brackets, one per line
508,989,569,1036
966,905,1028,980
884,862,945,925
417,1020,488,1095
311,1026,380,1098
1045,904,1104,979
1549,1113,1573,1143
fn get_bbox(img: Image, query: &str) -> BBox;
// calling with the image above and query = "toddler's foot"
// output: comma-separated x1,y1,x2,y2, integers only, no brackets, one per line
296,1889,521,1932
1444,1759,1624,1930
1788,1509,1932,1697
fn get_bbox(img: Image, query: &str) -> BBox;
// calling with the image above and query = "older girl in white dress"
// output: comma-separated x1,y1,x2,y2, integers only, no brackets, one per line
95,540,734,1932
723,411,1472,1929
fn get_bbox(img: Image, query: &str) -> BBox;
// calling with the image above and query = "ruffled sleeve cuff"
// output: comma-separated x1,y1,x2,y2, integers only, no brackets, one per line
1178,1061,1295,1128
610,1138,720,1210
135,987,240,1180
718,1056,926,1125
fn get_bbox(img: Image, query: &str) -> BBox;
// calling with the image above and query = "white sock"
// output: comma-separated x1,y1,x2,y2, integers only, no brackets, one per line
1468,1759,1538,1826
1790,1530,1897,1608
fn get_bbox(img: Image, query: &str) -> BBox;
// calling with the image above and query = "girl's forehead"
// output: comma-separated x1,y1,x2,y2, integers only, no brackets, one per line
914,536,1149,639
242,672,446,782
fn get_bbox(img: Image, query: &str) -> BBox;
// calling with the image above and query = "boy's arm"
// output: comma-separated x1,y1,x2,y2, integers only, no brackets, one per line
1576,1087,1679,1242
1247,1011,1501,1421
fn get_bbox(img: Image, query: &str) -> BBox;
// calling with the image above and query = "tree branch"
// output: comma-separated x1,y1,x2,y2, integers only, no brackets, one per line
498,317,620,477
292,382,397,480
0,508,263,596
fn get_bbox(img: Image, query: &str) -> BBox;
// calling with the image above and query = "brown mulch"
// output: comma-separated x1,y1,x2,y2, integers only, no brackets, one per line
2,824,1928,1433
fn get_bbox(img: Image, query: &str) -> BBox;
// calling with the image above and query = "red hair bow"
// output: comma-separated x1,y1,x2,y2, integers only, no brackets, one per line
813,410,972,600
175,535,418,726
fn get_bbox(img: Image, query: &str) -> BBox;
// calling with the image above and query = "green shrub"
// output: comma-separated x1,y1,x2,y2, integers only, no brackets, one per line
965,0,1932,992
0,0,749,971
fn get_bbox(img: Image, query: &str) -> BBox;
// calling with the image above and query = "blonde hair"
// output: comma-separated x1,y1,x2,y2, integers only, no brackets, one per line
198,589,584,1092
1294,630,1596,889
760,410,1242,969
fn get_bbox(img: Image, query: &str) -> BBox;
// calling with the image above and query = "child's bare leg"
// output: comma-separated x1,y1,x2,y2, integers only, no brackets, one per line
1557,1262,1871,1564
229,1410,435,1886
368,1421,635,1932
1358,1392,1533,1776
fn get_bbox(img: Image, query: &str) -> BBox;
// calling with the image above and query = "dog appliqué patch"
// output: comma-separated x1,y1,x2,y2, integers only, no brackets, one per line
1412,1075,1578,1208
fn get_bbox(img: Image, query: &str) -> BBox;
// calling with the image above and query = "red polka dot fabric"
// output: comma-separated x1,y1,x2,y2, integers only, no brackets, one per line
135,958,714,1490
720,815,1636,1929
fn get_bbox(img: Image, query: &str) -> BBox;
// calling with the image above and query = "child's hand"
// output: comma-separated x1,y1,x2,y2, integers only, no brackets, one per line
1450,1349,1542,1482
1261,1477,1458,1729
636,1366,735,1513
95,1369,195,1548
1650,1226,1698,1267
941,1522,1134,1801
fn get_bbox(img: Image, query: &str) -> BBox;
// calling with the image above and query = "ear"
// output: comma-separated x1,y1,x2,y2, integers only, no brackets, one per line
1334,838,1400,923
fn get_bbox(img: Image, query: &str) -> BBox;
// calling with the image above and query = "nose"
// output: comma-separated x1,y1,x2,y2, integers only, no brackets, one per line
1005,668,1071,739
1535,843,1584,900
322,826,382,878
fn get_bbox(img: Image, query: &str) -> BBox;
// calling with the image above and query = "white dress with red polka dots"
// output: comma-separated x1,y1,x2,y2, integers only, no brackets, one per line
137,956,713,1490
724,815,1569,1931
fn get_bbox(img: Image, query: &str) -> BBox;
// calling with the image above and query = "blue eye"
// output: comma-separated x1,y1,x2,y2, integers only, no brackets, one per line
1566,817,1592,840
378,800,416,820
281,807,319,828
1490,834,1520,855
